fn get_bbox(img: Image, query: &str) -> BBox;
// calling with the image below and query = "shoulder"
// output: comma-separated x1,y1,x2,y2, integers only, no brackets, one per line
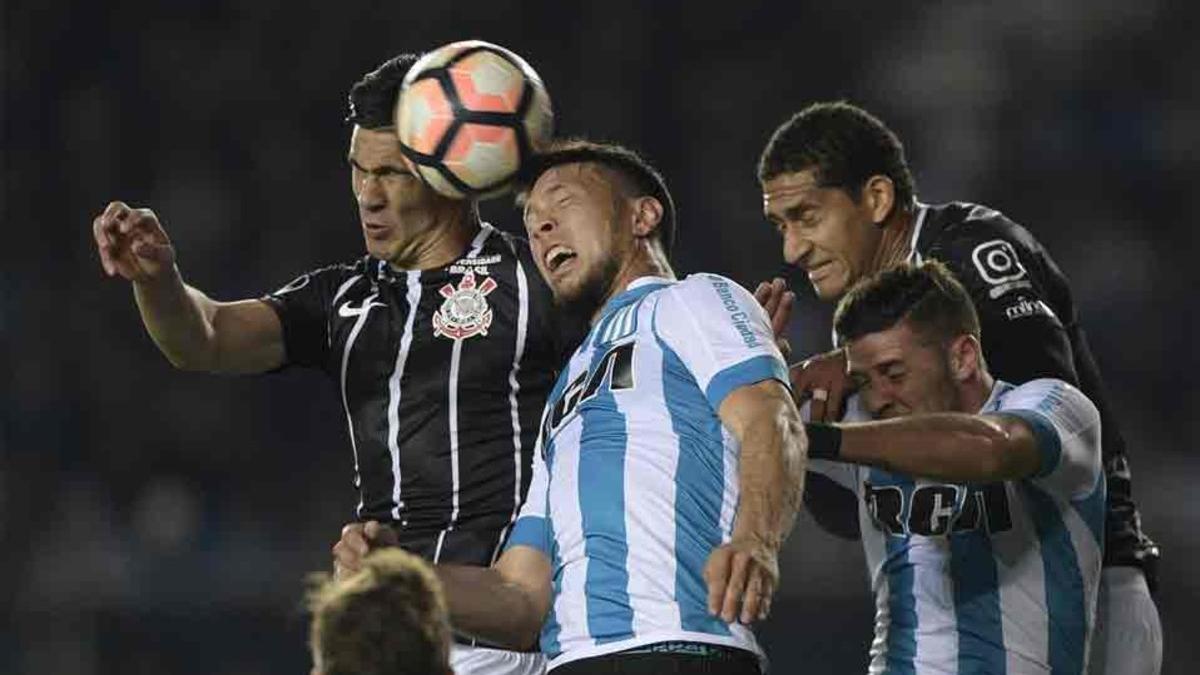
918,202,1063,308
664,273,757,306
651,274,761,322
920,201,1046,264
652,274,773,346
998,378,1099,428
270,257,370,297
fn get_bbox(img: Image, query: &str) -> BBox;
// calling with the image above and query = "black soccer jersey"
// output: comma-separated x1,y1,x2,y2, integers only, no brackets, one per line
911,201,1159,579
263,224,567,567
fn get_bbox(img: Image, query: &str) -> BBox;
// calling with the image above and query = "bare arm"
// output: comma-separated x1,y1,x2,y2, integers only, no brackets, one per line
331,522,551,649
704,378,806,624
134,274,284,373
437,546,552,650
836,413,1041,483
94,201,285,373
722,379,806,549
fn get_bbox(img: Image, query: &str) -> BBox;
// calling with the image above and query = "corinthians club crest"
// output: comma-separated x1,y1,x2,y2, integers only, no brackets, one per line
433,271,498,340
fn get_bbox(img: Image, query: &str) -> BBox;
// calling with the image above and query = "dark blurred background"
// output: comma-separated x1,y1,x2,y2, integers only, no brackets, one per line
4,1,1197,673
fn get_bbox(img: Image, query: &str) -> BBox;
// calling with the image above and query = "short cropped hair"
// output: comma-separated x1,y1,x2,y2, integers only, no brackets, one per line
518,139,677,252
834,260,980,345
758,101,916,210
347,54,420,129
307,548,451,675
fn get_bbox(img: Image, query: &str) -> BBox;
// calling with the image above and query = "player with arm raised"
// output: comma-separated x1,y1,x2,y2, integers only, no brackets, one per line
92,53,569,675
755,101,1160,674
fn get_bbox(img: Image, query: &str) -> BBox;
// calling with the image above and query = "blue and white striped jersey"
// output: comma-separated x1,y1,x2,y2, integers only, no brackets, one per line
812,379,1105,674
505,274,789,670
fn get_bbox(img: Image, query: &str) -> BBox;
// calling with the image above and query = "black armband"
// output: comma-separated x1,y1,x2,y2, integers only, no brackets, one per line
804,423,843,461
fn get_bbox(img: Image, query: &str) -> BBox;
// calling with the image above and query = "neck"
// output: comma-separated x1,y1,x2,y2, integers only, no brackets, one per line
866,207,917,277
388,210,481,271
590,243,675,325
958,370,997,414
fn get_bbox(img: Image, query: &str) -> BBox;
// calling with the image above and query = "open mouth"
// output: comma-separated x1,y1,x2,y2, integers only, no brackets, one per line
545,245,577,273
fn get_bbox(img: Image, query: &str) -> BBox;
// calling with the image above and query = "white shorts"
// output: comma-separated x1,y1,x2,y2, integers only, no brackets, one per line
450,643,546,675
1089,567,1162,675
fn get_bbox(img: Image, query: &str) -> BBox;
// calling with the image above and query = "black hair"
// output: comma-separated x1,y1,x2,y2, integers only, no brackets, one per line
758,101,916,210
834,260,980,344
346,54,421,129
518,139,677,252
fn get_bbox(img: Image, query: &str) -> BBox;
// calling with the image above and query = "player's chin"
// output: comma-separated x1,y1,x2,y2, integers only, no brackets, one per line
549,281,578,306
811,278,846,301
363,237,396,261
550,279,591,312
544,267,576,300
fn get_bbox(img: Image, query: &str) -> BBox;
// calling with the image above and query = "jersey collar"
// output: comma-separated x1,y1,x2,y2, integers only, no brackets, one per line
979,379,1016,413
597,275,674,319
905,202,930,264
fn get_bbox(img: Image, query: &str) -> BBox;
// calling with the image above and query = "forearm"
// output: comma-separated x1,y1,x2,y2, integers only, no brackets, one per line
836,413,1035,482
437,564,544,650
132,267,219,371
733,405,806,548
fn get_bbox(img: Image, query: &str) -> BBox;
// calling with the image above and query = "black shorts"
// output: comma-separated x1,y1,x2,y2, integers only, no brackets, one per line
554,642,761,675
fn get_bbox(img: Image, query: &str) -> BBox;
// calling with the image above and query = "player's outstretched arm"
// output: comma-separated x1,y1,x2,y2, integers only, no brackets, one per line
706,379,806,625
815,413,1043,483
436,545,552,650
92,201,284,373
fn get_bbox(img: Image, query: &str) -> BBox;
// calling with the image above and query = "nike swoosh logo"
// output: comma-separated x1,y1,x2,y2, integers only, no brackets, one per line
338,294,386,318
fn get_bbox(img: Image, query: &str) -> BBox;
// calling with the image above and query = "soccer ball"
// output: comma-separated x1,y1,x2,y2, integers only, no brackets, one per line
395,40,554,199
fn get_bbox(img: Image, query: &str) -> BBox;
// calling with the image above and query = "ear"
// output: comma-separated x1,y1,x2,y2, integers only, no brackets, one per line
629,195,664,239
862,175,896,226
947,334,981,382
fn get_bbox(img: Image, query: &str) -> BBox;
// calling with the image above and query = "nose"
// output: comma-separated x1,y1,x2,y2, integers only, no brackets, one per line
863,381,894,419
784,228,813,266
357,174,386,212
529,216,556,240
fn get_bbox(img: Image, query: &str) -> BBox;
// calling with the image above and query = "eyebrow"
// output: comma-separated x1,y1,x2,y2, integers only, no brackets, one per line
348,158,409,175
541,182,570,198
523,182,574,223
875,359,905,374
782,203,816,219
765,188,816,211
765,200,816,225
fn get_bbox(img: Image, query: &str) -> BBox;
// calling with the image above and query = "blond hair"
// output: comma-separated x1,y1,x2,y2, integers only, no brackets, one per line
308,548,451,675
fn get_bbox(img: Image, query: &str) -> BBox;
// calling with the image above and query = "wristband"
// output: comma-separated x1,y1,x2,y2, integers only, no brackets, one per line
804,422,843,461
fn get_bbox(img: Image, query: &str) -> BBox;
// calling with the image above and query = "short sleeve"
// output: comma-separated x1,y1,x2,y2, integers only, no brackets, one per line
995,379,1102,500
504,439,552,556
652,274,789,410
261,264,357,369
